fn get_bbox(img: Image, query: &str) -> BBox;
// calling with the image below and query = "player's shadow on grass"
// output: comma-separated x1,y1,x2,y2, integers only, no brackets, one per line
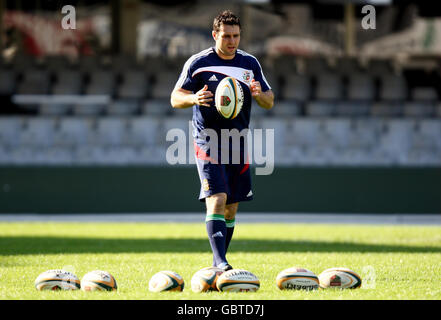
1,237,441,255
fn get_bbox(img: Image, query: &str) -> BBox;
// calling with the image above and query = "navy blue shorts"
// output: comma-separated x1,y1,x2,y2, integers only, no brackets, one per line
194,143,253,205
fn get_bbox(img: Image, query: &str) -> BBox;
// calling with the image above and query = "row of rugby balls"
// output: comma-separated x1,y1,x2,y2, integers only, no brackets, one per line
150,268,259,293
35,266,362,292
35,269,117,291
277,267,362,290
151,266,362,293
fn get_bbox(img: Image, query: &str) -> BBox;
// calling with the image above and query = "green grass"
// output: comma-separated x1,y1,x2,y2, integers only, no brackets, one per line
0,222,440,300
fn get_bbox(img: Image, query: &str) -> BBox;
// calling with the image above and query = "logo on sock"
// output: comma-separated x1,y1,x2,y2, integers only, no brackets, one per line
212,231,224,238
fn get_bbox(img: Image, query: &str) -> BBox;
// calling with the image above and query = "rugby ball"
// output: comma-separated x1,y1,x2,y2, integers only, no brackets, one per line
215,76,244,119
276,267,319,290
35,269,81,291
216,269,260,292
191,267,224,293
148,270,185,292
318,267,362,289
81,270,117,291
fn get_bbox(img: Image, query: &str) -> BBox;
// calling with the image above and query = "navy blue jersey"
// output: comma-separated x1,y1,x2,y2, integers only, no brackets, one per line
174,47,271,146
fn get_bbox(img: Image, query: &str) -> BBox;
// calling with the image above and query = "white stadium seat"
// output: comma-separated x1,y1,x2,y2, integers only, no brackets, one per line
127,116,162,147
290,118,326,148
377,119,416,164
55,117,96,146
20,117,57,147
322,118,351,149
0,117,24,147
349,118,381,149
95,117,129,146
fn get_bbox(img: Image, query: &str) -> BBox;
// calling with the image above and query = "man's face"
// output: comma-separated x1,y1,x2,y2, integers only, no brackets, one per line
213,24,241,59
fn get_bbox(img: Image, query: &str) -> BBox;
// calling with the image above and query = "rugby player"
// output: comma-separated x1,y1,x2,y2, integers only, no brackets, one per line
170,10,274,271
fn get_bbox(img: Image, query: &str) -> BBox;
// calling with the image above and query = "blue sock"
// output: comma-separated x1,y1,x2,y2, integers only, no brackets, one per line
206,214,227,267
225,218,236,253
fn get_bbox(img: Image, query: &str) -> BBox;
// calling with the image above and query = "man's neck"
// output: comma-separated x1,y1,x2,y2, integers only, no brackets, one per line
215,47,235,60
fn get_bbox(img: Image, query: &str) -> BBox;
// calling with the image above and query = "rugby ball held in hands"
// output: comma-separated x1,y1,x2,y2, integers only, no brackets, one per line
35,269,81,291
191,266,224,293
216,269,260,292
81,270,117,291
149,270,185,292
318,267,362,289
215,76,244,119
276,267,319,290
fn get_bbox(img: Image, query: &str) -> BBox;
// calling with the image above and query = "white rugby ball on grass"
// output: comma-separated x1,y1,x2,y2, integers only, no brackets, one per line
276,267,319,290
35,269,81,291
149,270,185,292
215,76,244,119
81,270,117,291
318,267,362,289
191,267,224,293
216,269,260,292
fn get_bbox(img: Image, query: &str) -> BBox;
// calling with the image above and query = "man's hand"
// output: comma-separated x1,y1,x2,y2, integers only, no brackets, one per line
250,79,262,97
194,85,213,107
250,79,274,110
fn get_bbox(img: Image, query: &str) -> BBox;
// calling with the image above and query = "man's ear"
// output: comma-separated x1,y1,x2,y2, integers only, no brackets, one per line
212,30,217,41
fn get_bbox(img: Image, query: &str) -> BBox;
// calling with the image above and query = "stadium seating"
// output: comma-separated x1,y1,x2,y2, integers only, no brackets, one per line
281,74,311,101
315,73,343,100
85,69,116,95
0,117,23,147
117,69,150,99
305,101,336,117
0,68,16,95
1,54,441,167
370,102,403,117
17,68,51,95
379,74,408,101
54,117,96,147
126,116,161,147
346,73,375,101
107,99,140,115
52,69,83,95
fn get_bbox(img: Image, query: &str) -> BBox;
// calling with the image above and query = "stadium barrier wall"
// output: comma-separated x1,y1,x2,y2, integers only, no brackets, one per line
0,166,440,214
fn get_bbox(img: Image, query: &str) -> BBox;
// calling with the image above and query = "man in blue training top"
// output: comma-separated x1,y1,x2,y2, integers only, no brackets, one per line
170,10,274,271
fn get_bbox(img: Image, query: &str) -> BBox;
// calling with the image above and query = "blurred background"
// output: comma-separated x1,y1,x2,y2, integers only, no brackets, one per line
0,0,440,214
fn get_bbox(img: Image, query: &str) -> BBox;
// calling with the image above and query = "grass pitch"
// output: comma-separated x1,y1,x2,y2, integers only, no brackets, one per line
0,221,440,300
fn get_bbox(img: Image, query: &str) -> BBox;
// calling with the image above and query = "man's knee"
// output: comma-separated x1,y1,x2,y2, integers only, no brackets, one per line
224,203,238,220
206,193,227,214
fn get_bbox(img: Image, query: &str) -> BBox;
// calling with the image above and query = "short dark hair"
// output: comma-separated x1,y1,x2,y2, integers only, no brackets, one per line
213,10,241,32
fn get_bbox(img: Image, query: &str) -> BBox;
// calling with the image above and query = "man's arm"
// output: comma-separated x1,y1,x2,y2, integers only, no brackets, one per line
250,79,274,110
170,85,213,109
